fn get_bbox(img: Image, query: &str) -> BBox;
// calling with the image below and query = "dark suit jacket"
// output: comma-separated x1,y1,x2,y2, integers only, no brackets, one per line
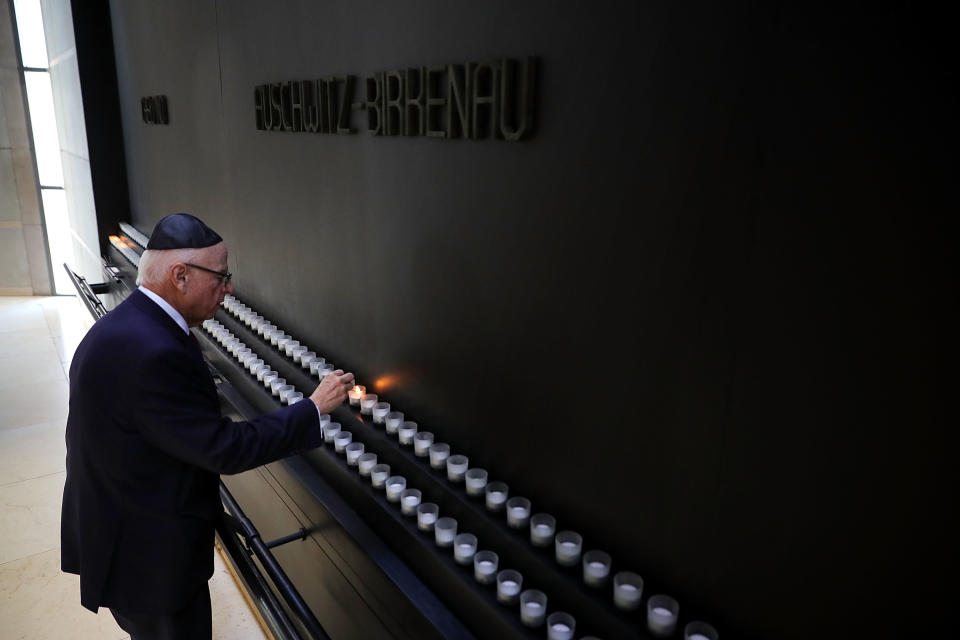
61,289,322,614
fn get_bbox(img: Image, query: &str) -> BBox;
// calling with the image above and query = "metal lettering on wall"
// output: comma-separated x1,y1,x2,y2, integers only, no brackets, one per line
254,57,536,141
140,95,170,125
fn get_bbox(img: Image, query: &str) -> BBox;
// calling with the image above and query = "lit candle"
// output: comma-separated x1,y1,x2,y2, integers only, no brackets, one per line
582,550,611,587
333,430,352,453
446,455,469,482
372,402,391,424
417,502,439,531
496,570,523,605
370,464,390,489
520,590,547,627
400,489,421,515
473,551,498,585
434,517,457,547
345,442,365,466
555,531,582,567
485,482,508,511
358,452,377,476
428,443,450,470
398,421,418,445
506,497,531,529
413,431,434,456
684,621,718,640
360,393,378,415
384,411,404,435
647,595,679,637
613,571,643,610
385,476,406,502
453,533,477,565
464,468,488,497
348,385,366,406
546,612,576,640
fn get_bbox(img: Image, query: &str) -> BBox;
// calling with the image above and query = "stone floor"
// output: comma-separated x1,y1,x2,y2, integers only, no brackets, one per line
0,295,268,640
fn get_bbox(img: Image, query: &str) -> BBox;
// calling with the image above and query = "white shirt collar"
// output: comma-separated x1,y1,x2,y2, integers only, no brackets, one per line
139,286,190,335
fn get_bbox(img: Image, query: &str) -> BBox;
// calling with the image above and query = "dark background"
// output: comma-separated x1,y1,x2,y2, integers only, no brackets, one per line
88,1,956,638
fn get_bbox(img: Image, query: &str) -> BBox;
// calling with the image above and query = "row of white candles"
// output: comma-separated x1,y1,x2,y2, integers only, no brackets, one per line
212,295,719,639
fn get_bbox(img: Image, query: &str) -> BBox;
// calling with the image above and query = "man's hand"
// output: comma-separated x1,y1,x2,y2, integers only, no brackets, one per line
309,369,355,415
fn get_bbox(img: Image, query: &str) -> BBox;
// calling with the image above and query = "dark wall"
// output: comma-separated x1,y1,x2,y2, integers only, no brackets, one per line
102,1,956,638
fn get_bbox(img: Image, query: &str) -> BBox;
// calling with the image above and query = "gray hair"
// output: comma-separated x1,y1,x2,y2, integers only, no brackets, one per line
136,248,201,286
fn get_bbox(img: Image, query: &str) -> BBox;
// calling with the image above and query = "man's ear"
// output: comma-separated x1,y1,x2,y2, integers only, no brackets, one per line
171,263,188,290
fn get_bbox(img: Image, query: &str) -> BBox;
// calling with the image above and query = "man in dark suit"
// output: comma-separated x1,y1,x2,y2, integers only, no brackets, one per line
61,214,353,639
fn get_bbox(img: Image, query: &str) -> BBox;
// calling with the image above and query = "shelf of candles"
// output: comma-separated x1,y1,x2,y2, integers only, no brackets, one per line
200,296,721,640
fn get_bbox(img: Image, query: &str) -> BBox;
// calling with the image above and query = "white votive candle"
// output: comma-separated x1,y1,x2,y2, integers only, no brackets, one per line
333,431,352,453
370,464,390,489
428,443,450,470
398,421,418,445
385,476,406,502
348,385,365,406
453,533,477,565
400,489,421,515
299,351,317,368
360,394,378,415
496,569,523,605
322,421,340,443
520,590,547,627
290,345,307,363
582,550,611,587
257,366,272,382
269,377,287,396
446,455,469,482
647,595,680,637
262,372,279,389
372,402,391,424
464,468,488,497
684,621,719,640
434,517,457,547
283,340,301,357
384,411,404,434
417,502,438,531
613,571,644,610
277,385,295,402
319,363,335,379
546,612,576,640
473,550,498,584
309,357,327,375
555,531,582,567
506,497,531,529
413,431,434,456
286,391,303,405
358,452,378,476
530,513,556,547
485,482,508,511
345,442,365,466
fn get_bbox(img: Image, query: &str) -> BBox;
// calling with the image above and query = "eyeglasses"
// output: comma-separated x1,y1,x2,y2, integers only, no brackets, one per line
185,263,232,285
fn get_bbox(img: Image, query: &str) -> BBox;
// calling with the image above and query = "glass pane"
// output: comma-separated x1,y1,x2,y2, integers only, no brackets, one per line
41,188,75,295
24,71,64,187
12,0,49,68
